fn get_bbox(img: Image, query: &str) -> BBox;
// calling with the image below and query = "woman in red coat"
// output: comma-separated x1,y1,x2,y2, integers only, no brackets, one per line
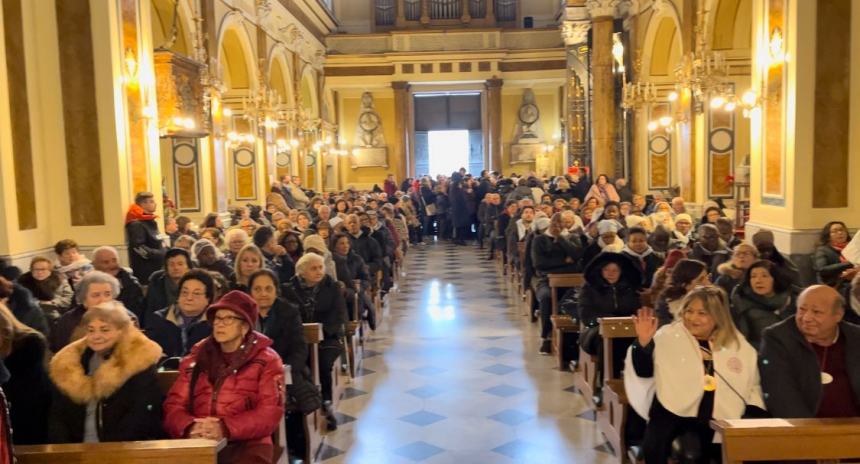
163,290,285,464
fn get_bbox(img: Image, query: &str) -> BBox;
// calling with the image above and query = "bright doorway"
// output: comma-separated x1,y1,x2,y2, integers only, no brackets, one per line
428,130,470,177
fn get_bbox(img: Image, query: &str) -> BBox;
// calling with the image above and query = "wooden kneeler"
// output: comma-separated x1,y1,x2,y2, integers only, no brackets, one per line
571,324,600,411
597,317,636,464
302,323,326,462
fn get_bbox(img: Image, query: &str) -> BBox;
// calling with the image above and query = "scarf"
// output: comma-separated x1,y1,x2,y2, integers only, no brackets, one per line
622,245,654,260
598,235,625,253
673,230,691,246
124,203,157,224
516,219,534,241
832,242,849,263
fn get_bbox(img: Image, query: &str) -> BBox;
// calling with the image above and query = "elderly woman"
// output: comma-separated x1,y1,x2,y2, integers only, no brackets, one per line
0,303,50,444
50,271,136,353
332,233,375,329
18,256,74,323
627,287,764,464
163,291,284,463
581,220,625,267
144,269,214,359
224,229,250,266
730,260,796,349
199,227,224,250
193,238,235,283
282,253,347,431
673,214,694,248
48,301,163,443
145,248,193,320
714,243,759,296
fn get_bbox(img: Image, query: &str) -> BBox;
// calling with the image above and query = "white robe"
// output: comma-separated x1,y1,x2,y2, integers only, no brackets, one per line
624,322,765,442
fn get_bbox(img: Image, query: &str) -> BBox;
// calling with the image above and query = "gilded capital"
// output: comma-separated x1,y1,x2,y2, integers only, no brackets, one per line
562,21,591,45
585,0,630,19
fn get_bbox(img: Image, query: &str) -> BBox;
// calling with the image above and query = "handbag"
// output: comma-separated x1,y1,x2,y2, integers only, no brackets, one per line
425,202,437,217
287,378,323,415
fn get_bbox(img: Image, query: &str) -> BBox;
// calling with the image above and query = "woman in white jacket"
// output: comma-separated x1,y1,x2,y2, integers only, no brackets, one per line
626,286,764,463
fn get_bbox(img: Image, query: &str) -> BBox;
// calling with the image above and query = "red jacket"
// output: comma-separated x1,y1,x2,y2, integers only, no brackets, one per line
163,333,285,444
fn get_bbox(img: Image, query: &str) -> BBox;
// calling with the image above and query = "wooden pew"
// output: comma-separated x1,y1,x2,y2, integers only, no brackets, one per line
711,418,860,463
16,439,227,464
516,242,527,293
571,323,600,411
302,323,326,463
548,273,584,371
597,317,636,464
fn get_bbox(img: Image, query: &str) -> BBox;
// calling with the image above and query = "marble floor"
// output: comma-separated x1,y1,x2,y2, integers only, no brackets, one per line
320,240,613,464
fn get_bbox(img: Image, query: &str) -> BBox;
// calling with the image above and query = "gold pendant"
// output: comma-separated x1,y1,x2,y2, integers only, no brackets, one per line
821,372,834,385
704,374,717,391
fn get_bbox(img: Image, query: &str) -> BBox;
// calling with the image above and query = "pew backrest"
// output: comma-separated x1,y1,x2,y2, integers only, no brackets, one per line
548,273,585,316
303,323,323,386
599,317,635,382
711,418,860,463
15,438,226,464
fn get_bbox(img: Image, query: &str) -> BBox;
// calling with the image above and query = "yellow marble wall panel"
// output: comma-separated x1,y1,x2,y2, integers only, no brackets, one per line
236,165,255,200
708,94,734,198
763,0,785,201
176,166,198,210
812,0,850,208
55,0,105,226
647,105,671,189
121,0,148,194
2,0,36,229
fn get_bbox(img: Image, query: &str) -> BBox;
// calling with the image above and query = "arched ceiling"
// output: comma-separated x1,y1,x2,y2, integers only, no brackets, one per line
150,0,190,55
219,28,250,90
269,57,290,102
650,17,681,76
712,0,752,50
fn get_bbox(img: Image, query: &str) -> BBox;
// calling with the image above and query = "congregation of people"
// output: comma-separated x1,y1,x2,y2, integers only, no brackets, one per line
0,168,858,463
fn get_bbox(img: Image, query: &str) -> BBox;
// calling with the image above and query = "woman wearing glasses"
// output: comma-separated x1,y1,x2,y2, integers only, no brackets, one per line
626,286,764,464
163,290,285,464
144,269,215,359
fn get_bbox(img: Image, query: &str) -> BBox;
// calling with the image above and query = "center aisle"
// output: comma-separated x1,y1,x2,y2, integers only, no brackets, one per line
321,241,614,463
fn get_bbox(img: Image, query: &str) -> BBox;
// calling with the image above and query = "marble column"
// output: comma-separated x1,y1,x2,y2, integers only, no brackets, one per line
392,81,411,181
587,0,618,178
485,78,503,172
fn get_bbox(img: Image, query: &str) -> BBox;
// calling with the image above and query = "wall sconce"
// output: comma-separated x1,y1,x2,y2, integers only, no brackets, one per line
768,27,784,63
124,48,138,85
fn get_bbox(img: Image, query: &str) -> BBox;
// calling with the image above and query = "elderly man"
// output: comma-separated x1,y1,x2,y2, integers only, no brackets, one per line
91,246,145,319
759,285,860,417
670,196,686,216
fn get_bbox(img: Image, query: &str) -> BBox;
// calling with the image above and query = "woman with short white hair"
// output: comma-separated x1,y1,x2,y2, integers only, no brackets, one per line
282,252,347,431
48,301,162,443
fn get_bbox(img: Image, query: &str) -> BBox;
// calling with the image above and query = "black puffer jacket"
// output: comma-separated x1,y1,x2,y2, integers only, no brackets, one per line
258,298,310,385
126,219,165,285
578,252,643,327
730,283,795,350
531,232,583,282
350,228,383,277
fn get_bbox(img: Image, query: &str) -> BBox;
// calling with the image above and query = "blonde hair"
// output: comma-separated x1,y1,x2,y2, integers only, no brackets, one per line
679,286,739,350
0,303,41,357
732,242,759,257
233,244,265,285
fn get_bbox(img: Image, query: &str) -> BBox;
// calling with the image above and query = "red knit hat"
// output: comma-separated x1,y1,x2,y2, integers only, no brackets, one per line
206,290,259,327
663,249,688,270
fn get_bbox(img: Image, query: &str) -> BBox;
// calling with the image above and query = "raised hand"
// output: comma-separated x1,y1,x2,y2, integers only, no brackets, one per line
632,307,658,347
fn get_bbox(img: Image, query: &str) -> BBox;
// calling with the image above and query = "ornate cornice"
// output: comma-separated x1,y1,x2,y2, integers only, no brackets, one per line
585,0,631,19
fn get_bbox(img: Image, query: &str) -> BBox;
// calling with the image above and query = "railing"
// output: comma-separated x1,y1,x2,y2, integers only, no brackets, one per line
373,0,519,28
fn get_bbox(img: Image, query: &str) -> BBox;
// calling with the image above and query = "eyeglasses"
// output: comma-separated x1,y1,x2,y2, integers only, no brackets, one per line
735,251,756,257
212,315,245,326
